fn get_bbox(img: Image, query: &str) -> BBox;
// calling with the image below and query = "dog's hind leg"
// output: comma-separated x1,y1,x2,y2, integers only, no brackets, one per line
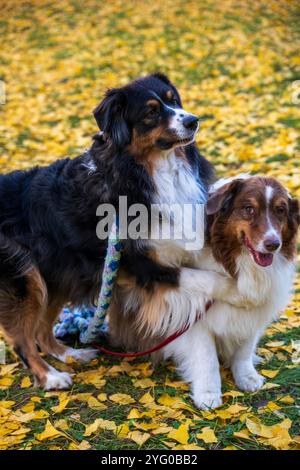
0,267,73,389
37,301,98,364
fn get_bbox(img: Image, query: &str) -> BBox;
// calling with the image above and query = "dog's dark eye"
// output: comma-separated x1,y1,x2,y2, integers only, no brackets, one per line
172,98,178,106
276,206,286,216
146,108,159,119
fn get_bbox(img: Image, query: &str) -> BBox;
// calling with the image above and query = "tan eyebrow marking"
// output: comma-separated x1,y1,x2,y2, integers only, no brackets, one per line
166,90,174,100
146,99,160,108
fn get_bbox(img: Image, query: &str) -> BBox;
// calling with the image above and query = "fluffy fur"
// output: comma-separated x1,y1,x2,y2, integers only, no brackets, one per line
163,176,299,409
0,73,215,388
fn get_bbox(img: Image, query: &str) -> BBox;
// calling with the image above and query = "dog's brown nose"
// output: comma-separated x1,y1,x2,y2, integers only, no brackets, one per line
264,238,280,252
183,115,199,130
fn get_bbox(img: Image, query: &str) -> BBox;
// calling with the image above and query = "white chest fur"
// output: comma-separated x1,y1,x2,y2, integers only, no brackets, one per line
149,151,206,266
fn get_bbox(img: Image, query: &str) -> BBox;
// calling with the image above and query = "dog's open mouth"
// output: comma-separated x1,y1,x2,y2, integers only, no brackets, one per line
243,236,273,267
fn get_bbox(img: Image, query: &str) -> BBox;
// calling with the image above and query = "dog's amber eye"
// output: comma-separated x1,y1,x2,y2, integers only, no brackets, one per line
244,205,255,216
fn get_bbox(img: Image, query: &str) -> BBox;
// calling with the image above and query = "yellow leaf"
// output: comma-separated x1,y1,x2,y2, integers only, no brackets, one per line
167,424,189,445
262,430,292,450
84,418,116,436
135,422,160,431
265,341,285,348
110,393,135,405
87,396,107,410
77,440,92,450
215,403,248,419
20,376,32,388
97,393,107,402
21,403,35,413
246,417,292,449
233,429,252,440
196,426,217,444
165,378,189,390
54,419,69,431
76,370,106,388
51,392,70,413
11,426,31,436
0,377,13,388
84,420,101,437
139,392,154,404
132,378,155,388
152,426,174,435
128,430,150,446
223,391,244,398
127,408,141,419
263,401,281,412
246,419,273,438
31,397,42,403
278,395,294,404
158,394,192,411
115,423,129,439
0,363,19,376
35,420,66,441
261,382,280,390
0,401,15,409
260,369,280,378
13,409,49,422
68,439,91,450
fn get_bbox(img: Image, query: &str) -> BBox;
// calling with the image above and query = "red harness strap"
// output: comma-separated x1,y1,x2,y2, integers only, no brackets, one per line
94,301,213,358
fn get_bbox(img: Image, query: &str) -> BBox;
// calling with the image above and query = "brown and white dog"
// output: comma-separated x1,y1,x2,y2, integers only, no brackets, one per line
110,175,299,409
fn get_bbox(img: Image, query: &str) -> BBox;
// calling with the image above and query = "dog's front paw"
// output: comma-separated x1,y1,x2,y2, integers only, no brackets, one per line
234,371,265,392
43,368,73,390
193,392,222,410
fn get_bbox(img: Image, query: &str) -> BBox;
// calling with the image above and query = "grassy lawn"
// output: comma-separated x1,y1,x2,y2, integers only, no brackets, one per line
0,0,299,450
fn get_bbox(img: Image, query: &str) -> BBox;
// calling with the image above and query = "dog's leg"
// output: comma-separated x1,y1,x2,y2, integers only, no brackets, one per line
164,321,222,410
37,302,98,364
0,268,72,389
231,335,265,392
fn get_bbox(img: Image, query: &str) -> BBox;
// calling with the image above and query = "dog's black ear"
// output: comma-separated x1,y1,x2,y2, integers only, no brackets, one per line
151,72,172,86
93,88,130,147
151,72,183,107
206,179,244,215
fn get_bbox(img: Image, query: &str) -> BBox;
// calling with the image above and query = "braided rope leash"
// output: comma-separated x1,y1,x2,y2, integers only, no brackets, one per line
80,219,122,344
54,219,122,344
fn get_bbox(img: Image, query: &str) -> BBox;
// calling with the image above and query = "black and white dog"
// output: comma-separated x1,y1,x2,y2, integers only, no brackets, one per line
0,73,229,389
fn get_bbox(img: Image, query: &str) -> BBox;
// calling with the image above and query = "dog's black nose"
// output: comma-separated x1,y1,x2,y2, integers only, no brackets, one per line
182,115,199,130
263,238,281,252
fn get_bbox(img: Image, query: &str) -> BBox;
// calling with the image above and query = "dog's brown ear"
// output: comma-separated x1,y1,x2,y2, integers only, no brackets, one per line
206,179,244,215
288,198,300,227
93,88,130,148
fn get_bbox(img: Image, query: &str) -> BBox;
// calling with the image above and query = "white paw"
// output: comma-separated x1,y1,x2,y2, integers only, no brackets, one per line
56,347,98,364
44,367,73,390
193,392,222,410
234,371,265,392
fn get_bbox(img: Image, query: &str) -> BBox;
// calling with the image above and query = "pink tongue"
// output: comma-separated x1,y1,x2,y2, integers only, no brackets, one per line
253,250,273,267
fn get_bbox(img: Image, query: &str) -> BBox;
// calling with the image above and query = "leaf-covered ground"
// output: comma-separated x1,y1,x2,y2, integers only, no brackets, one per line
0,0,299,451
